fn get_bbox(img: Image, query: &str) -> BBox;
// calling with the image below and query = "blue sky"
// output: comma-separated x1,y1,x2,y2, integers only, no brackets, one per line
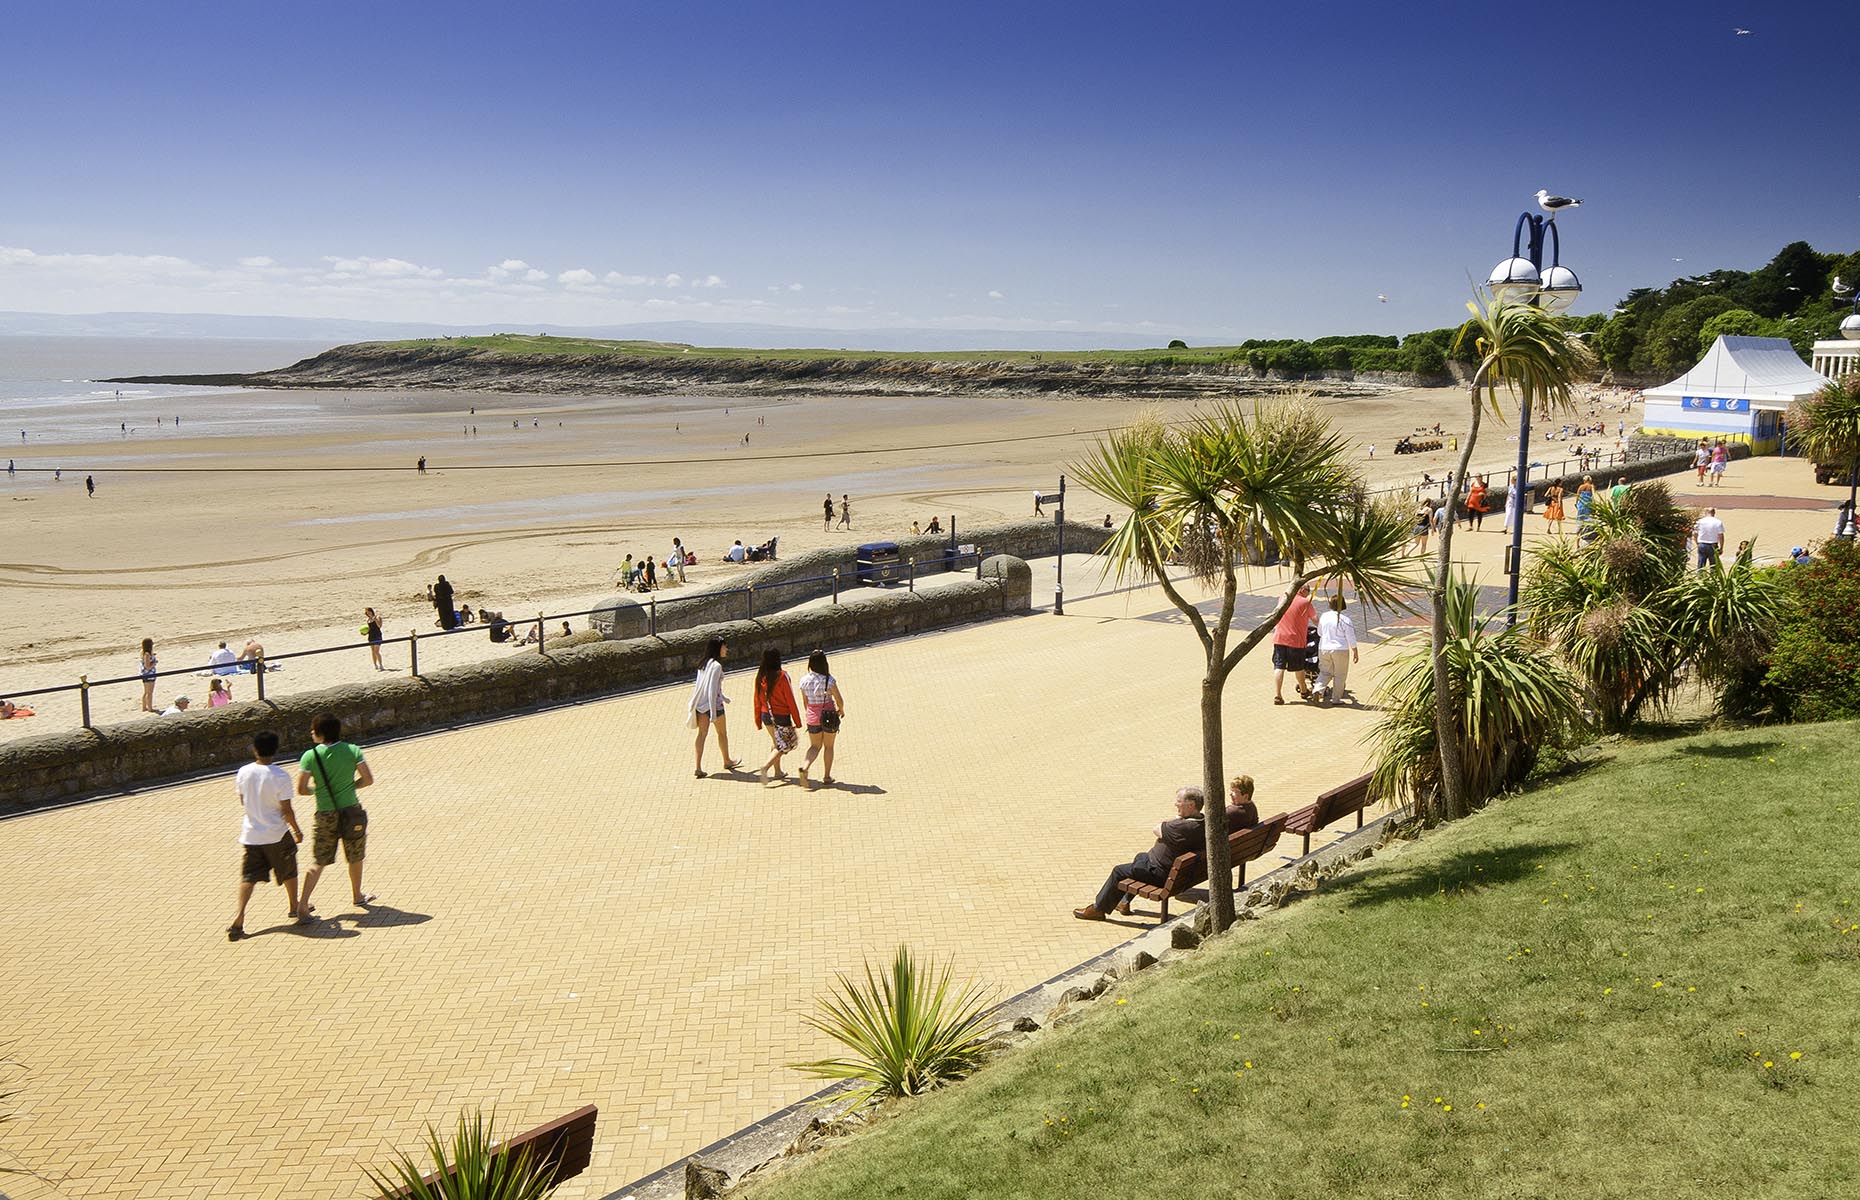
3,0,1855,342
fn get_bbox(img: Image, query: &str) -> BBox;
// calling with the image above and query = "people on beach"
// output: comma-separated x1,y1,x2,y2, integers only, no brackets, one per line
823,493,835,531
139,638,159,711
910,520,921,536
689,636,740,778
416,456,426,473
1073,784,1206,920
364,607,385,670
1033,491,1045,517
726,539,747,562
1314,593,1359,704
925,516,942,535
837,494,852,530
161,695,191,716
797,649,844,790
670,537,687,584
753,648,801,786
207,678,231,708
208,641,237,674
85,474,95,498
433,575,457,630
1271,583,1317,705
295,713,377,913
238,639,265,667
229,730,308,940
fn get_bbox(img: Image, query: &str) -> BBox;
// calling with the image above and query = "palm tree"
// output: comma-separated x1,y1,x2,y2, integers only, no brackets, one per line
1369,572,1586,811
1428,299,1589,821
1792,372,1860,525
1073,396,1415,930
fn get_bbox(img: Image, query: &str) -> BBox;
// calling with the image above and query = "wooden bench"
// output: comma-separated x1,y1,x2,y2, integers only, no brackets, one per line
1281,773,1374,856
388,1105,597,1197
1117,814,1288,922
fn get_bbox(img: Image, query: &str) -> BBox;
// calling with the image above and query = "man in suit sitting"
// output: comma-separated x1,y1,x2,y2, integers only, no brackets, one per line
1074,786,1207,920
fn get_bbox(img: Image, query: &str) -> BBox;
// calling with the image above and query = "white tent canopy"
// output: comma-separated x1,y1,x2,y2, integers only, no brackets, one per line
1642,335,1829,409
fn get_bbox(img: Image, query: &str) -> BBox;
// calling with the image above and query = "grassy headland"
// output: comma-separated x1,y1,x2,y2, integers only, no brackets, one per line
743,721,1860,1200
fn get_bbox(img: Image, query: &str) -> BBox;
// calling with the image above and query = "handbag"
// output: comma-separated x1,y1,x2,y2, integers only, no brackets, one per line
772,723,799,752
309,746,367,833
820,707,842,733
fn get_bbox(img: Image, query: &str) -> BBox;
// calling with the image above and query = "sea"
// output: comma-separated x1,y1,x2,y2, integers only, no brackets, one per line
0,335,345,450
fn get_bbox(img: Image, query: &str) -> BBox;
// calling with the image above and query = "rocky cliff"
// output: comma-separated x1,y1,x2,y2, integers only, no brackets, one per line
109,340,1408,398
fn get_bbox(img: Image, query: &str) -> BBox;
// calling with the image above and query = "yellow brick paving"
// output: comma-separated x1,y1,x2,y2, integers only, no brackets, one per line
0,456,1837,1200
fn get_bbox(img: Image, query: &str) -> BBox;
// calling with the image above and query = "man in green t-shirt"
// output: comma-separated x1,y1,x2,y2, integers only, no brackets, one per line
294,712,377,915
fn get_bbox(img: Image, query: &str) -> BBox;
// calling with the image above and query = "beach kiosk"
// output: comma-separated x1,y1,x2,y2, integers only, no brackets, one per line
1640,335,1829,454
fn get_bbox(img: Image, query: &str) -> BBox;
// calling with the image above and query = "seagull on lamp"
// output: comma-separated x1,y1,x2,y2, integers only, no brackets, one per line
1534,189,1582,218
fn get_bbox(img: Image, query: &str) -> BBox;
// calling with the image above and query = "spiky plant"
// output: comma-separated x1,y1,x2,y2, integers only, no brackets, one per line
792,946,998,1109
1791,372,1860,512
1370,572,1586,815
364,1111,561,1200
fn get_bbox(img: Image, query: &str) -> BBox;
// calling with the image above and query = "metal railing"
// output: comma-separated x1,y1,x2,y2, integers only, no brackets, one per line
4,549,989,730
1364,444,1671,504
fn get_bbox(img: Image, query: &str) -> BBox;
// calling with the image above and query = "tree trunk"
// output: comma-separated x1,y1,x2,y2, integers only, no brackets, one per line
1199,671,1235,931
1428,372,1488,823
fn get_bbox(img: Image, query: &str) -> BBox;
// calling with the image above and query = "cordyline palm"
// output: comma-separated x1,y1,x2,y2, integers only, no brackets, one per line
1369,572,1586,811
1072,396,1415,931
1429,298,1590,822
1522,482,1789,729
1792,372,1860,515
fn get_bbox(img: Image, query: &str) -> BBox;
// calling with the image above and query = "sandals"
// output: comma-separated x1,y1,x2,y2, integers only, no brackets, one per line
694,769,707,779
226,925,244,942
723,759,743,771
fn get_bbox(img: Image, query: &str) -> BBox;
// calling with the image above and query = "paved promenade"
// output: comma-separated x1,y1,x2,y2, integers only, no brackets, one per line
0,455,1839,1199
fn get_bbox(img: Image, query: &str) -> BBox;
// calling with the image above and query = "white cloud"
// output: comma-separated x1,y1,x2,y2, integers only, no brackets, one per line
988,290,1004,300
696,274,726,289
664,273,683,288
788,282,804,292
557,268,598,285
240,255,276,268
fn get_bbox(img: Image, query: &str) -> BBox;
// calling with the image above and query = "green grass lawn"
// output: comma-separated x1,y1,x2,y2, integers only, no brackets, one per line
355,334,1247,366
743,722,1860,1200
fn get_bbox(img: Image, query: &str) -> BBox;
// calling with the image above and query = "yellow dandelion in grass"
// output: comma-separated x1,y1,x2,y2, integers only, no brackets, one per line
1420,1001,1429,1008
1443,1104,1453,1112
1764,1061,1775,1069
1790,1052,1803,1061
1602,988,1614,996
1695,887,1705,894
1115,998,1128,1006
1400,1100,1410,1109
1736,1030,1748,1037
1433,1097,1443,1104
1402,1094,1411,1101
1687,986,1697,993
1243,1061,1254,1070
1232,1033,1241,1040
1476,1102,1486,1110
1652,981,1665,989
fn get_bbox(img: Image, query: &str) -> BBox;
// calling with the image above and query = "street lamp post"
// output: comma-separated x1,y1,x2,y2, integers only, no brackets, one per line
1487,207,1582,622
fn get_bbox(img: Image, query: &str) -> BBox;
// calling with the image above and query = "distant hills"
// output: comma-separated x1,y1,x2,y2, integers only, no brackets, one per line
0,310,1183,353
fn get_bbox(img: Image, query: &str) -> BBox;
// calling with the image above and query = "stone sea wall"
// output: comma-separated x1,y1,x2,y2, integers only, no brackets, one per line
592,518,1111,638
0,559,1033,816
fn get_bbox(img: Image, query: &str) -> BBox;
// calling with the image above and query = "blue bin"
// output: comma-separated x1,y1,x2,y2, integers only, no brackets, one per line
856,541,902,585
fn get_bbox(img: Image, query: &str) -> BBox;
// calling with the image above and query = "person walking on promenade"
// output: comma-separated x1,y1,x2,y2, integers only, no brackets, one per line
823,493,835,531
670,537,688,584
295,713,376,913
1543,481,1567,538
752,648,801,787
1033,491,1045,517
432,575,457,630
1073,785,1207,920
689,637,741,778
228,730,307,940
797,649,845,790
1710,440,1729,486
139,637,159,712
1694,507,1726,569
1463,476,1489,531
837,494,852,530
1610,476,1630,504
1693,440,1711,485
1271,583,1317,705
363,607,385,671
1574,475,1597,538
1410,501,1431,556
85,474,95,498
1314,593,1359,704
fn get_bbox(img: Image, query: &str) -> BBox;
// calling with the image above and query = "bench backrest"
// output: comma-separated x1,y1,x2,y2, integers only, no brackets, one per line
390,1105,597,1197
1314,774,1372,826
1230,813,1287,863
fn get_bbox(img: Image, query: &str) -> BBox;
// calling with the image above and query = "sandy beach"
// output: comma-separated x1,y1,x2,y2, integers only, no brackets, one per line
0,379,1639,739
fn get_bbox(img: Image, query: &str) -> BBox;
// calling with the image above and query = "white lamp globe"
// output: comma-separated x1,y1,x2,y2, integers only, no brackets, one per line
1488,258,1541,304
1841,313,1860,341
1538,265,1582,314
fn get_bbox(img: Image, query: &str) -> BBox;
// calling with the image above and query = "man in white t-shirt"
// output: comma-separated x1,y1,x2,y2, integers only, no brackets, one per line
208,642,237,674
229,730,307,940
1694,507,1726,570
725,540,747,563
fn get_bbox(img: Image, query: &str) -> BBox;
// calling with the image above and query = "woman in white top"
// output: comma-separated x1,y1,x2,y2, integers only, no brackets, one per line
797,648,847,791
689,636,741,778
1314,593,1359,704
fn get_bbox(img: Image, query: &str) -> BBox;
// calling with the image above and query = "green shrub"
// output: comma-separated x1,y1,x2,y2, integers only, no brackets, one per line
1167,339,1188,349
1400,339,1446,373
792,946,997,1108
1754,538,1860,721
365,1111,561,1200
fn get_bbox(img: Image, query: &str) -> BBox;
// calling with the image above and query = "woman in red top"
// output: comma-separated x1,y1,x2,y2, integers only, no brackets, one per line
1463,476,1490,532
753,649,801,787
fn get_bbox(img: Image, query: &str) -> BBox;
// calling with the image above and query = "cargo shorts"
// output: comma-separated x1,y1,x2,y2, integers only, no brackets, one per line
312,806,367,866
